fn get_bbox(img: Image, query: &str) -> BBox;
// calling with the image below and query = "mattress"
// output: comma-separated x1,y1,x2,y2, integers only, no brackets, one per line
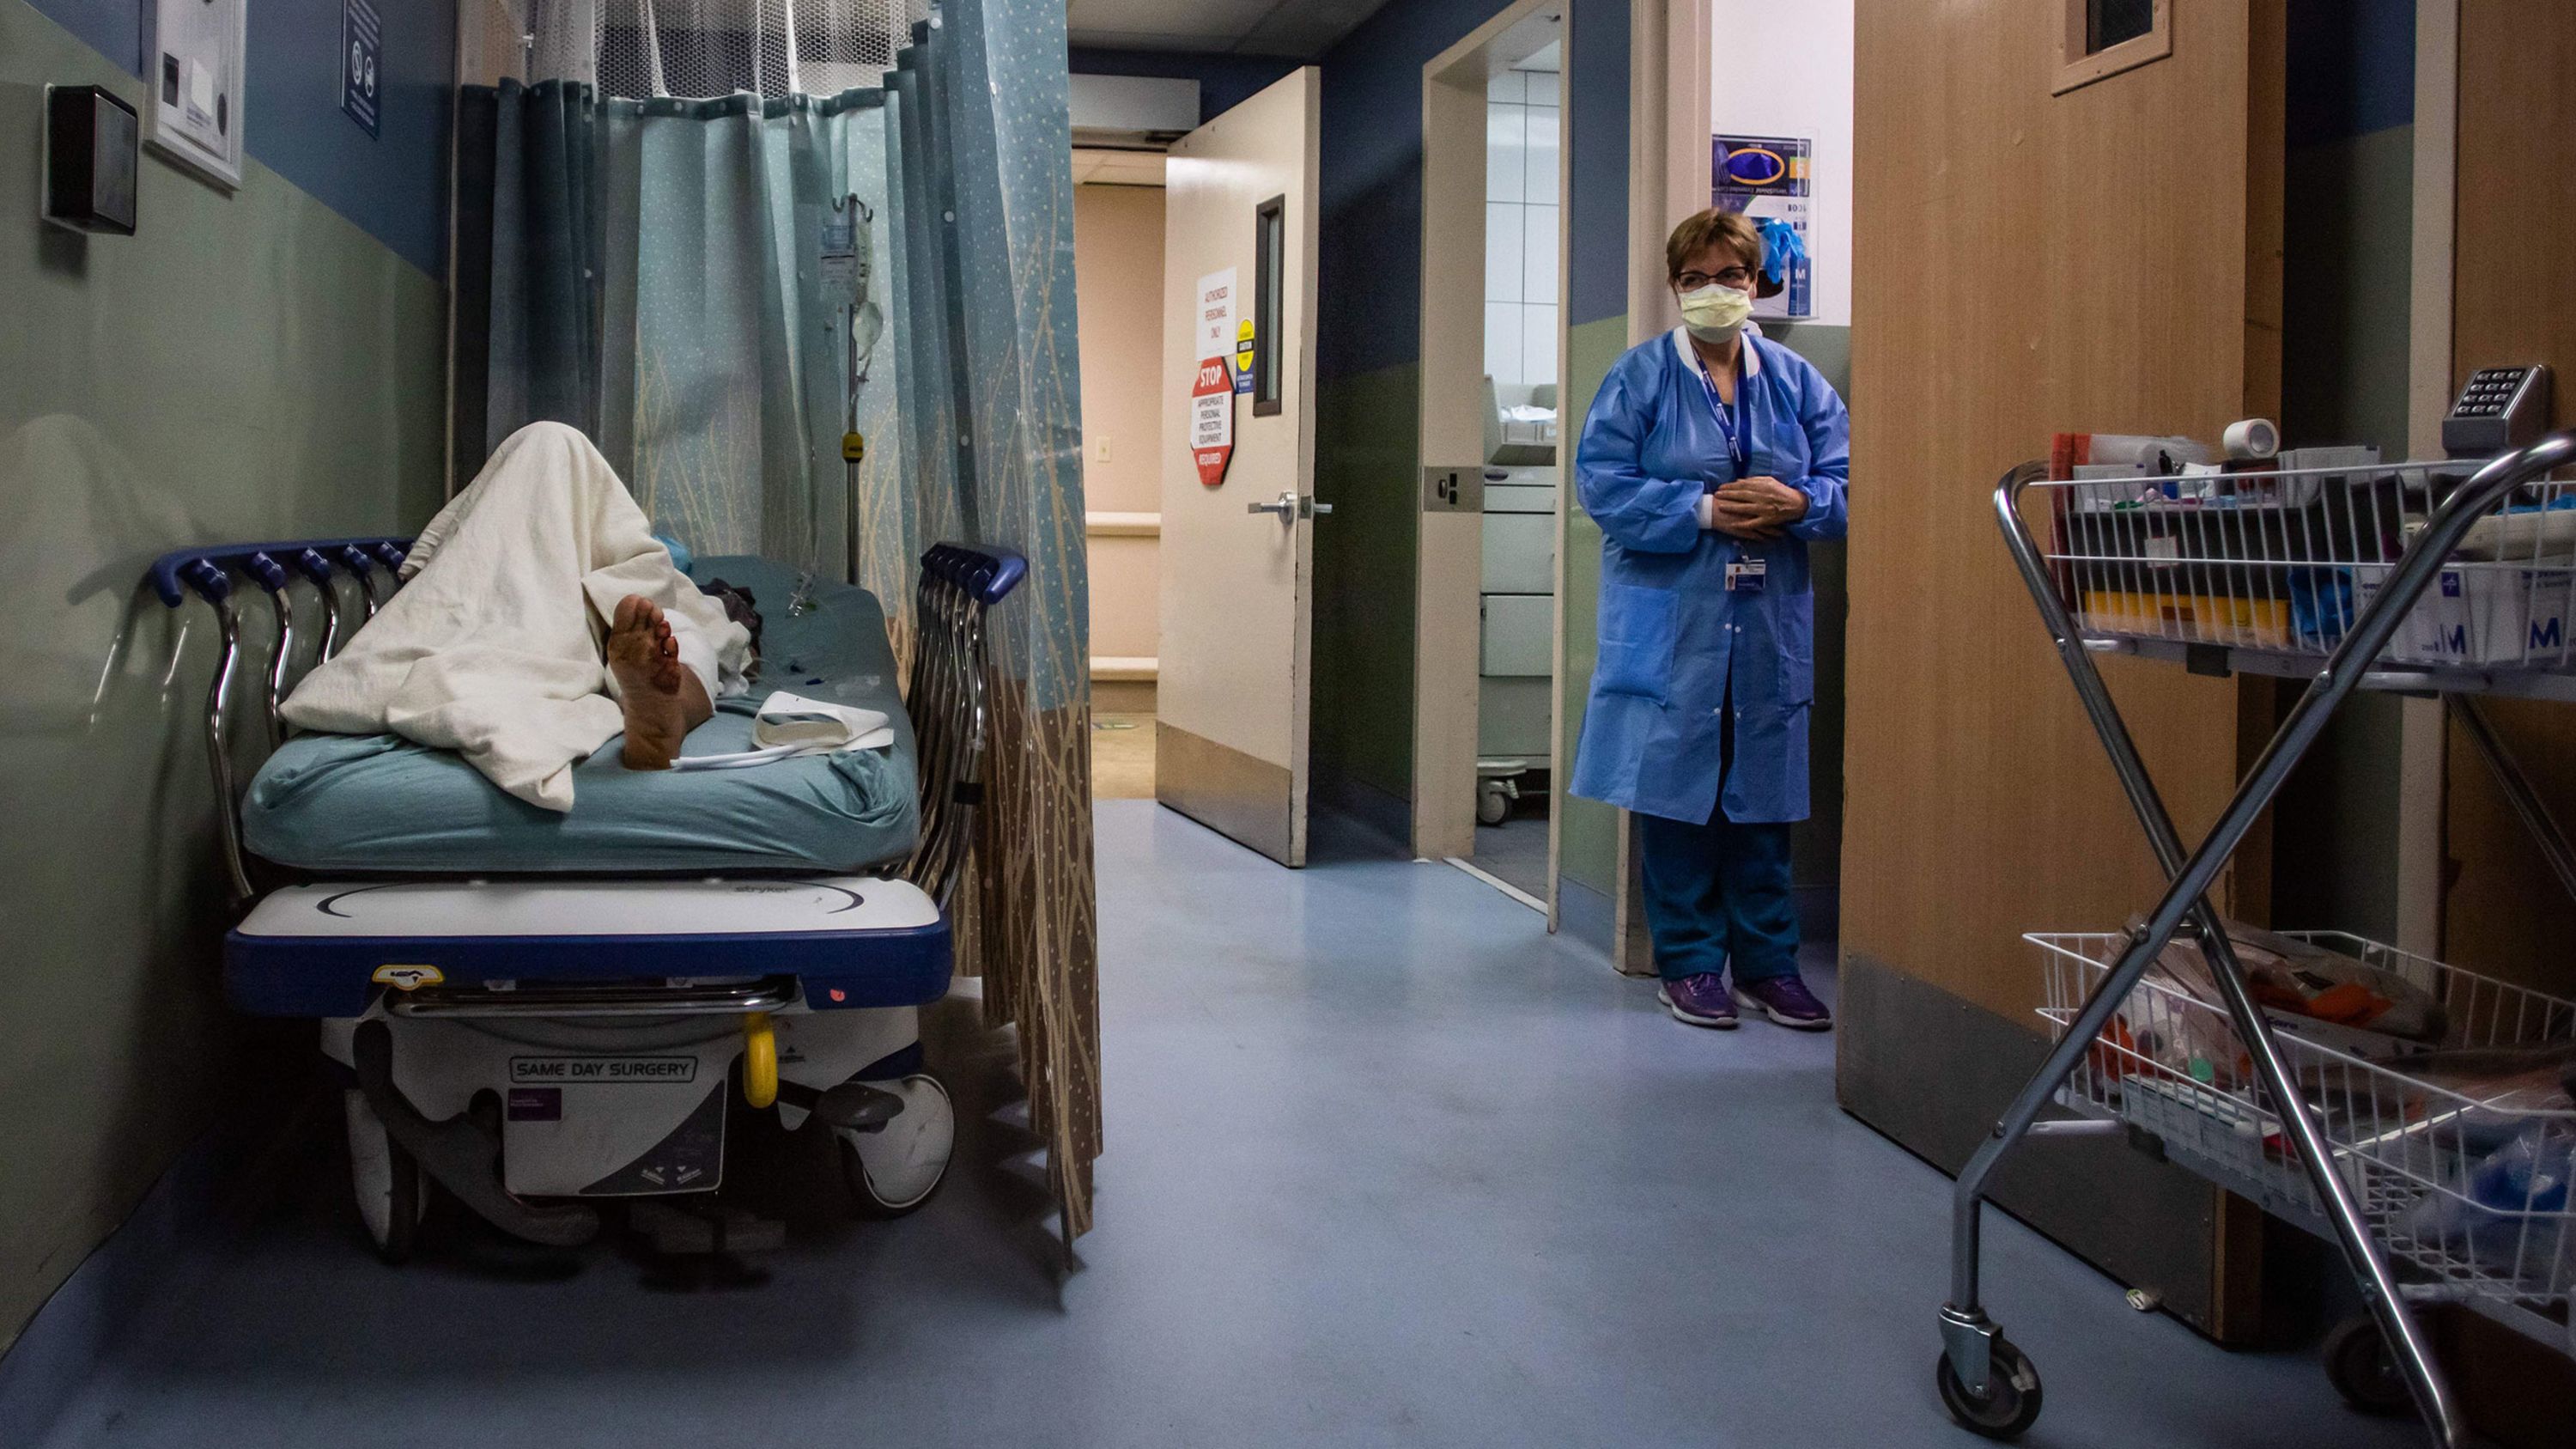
242,557,919,875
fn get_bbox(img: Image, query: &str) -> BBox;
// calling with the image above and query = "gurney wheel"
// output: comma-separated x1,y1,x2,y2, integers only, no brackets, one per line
1935,1336,2042,1440
838,1073,954,1219
344,1089,428,1264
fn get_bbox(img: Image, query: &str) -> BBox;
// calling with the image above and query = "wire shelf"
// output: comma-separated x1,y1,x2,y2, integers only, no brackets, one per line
2030,459,2576,671
2030,930,2576,1337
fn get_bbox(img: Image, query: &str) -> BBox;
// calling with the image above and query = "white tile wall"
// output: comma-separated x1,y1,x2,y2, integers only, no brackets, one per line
1523,204,1558,301
1485,103,1524,204
1522,302,1558,387
1483,73,1562,390
1485,202,1525,303
1523,106,1558,206
1484,301,1521,383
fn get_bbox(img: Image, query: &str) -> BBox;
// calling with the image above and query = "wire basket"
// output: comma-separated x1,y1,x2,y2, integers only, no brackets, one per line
2030,930,2576,1325
2032,459,2576,670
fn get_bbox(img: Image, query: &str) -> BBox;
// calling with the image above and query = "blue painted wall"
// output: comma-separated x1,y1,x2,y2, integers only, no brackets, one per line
1316,0,1627,378
1564,0,1626,327
2285,0,2414,147
1067,47,1299,125
26,0,454,275
1306,0,1634,845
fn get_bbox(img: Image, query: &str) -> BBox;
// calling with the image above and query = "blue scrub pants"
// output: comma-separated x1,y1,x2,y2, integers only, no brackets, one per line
1639,704,1799,984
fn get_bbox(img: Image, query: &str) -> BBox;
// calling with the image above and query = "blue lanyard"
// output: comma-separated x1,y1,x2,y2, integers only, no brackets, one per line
1693,352,1751,478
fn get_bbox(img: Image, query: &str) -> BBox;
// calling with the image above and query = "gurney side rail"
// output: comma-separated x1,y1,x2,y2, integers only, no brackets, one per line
146,537,412,903
904,543,1026,908
387,977,799,1018
149,536,1025,912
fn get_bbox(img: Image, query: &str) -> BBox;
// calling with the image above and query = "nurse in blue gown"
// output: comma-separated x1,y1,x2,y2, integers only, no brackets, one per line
1570,209,1850,1032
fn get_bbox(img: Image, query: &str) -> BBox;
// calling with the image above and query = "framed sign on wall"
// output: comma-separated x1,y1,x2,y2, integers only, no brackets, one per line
151,0,248,190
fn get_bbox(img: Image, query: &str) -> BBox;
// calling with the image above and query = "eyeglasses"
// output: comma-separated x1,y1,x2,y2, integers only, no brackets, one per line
1676,267,1753,290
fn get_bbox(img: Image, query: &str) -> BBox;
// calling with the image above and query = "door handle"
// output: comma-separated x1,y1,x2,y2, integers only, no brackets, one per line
1247,491,1333,521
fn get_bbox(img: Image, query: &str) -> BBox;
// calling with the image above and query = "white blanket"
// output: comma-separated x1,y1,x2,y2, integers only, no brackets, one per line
280,422,752,812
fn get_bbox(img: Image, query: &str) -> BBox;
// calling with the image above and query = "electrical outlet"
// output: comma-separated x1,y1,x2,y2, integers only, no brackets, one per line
1422,466,1484,513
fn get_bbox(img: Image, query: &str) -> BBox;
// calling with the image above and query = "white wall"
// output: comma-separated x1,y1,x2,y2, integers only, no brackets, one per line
1072,180,1165,672
1710,0,1853,327
1484,64,1560,391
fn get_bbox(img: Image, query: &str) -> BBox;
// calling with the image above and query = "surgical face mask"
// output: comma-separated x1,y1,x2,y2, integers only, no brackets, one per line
1676,282,1753,342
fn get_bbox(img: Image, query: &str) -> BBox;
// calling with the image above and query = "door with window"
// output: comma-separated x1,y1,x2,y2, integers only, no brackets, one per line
1155,67,1322,866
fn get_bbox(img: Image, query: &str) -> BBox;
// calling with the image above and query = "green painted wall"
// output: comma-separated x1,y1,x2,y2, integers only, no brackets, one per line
2269,121,2415,939
0,4,445,1351
1558,315,1629,898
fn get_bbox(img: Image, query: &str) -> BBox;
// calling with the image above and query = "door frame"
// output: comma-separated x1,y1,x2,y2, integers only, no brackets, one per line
1603,0,1713,974
1415,0,1575,924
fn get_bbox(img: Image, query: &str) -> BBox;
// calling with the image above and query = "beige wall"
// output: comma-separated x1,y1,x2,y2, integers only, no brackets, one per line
1074,181,1164,670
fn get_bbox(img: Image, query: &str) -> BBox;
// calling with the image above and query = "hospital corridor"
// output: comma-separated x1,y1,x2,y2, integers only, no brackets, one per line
15,805,2420,1447
6,0,2576,1446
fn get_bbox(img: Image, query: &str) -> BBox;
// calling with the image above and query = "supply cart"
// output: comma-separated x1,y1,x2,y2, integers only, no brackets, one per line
1939,414,2576,1447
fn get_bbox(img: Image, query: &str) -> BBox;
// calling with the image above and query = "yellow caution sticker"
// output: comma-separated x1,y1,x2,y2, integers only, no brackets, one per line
841,431,866,462
372,964,444,991
1234,319,1255,382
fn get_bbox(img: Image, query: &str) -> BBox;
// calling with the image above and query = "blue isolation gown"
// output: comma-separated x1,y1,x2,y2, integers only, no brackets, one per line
1569,326,1850,825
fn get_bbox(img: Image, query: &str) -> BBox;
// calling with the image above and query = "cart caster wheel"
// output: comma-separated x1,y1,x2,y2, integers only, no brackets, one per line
1936,1336,2043,1440
2324,1314,2415,1417
345,1088,428,1264
1477,781,1510,826
837,1074,954,1219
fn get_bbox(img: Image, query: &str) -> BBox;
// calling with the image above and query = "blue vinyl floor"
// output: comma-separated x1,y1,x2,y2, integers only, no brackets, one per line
20,801,2415,1448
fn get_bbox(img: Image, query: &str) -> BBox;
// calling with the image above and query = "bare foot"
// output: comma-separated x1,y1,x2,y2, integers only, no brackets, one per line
607,595,693,769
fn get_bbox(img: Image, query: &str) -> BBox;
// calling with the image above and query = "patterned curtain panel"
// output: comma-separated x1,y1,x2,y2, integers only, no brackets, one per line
450,0,1100,1241
898,0,1101,1241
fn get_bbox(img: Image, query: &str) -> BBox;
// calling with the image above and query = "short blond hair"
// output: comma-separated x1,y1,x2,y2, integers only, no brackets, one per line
1666,209,1763,281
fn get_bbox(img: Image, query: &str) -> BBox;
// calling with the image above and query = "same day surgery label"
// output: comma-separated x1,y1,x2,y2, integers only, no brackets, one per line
510,1056,699,1085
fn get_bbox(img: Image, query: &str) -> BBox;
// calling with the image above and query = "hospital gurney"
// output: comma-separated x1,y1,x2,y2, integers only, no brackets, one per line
1938,430,2576,1446
147,537,1023,1259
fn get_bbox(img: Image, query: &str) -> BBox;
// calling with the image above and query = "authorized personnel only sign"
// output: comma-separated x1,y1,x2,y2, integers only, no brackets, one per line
1193,269,1238,487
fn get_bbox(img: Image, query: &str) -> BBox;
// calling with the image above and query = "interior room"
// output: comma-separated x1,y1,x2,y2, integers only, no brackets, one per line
5,1,2575,1446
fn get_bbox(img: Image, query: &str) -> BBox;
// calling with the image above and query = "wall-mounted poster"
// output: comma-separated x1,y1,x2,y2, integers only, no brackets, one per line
153,0,248,190
1712,134,1811,320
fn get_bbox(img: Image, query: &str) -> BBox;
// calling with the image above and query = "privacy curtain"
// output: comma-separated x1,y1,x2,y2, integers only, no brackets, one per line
451,0,1100,1239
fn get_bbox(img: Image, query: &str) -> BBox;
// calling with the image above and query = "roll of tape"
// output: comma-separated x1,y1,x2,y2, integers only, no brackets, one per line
2223,417,2280,460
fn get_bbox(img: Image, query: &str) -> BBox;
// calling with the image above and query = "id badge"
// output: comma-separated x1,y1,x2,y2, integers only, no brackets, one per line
1726,557,1768,593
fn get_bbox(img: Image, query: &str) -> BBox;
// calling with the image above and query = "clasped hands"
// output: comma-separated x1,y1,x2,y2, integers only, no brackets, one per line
1707,476,1808,542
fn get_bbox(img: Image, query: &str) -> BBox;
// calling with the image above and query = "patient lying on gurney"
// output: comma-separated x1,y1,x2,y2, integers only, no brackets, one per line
280,422,757,812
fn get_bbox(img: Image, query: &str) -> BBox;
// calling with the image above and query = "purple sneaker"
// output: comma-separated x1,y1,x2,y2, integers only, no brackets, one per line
1733,974,1833,1031
1657,971,1739,1029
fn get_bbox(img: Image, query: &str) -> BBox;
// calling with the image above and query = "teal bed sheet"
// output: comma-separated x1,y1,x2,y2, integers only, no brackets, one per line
242,557,920,875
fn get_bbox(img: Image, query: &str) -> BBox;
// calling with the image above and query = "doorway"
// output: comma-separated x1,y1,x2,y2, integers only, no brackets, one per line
1070,146,1169,801
1418,3,1571,916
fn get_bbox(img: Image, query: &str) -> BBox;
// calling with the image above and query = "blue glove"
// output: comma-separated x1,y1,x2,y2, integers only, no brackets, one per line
1757,217,1807,288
